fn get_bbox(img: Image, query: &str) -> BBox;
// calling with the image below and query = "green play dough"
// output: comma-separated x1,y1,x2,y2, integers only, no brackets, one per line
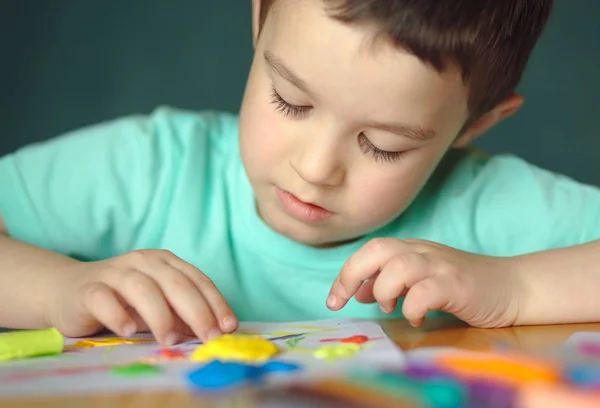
111,363,162,376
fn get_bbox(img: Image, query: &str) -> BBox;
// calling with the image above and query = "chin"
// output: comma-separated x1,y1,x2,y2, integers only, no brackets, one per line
258,200,368,247
273,218,330,245
272,216,363,248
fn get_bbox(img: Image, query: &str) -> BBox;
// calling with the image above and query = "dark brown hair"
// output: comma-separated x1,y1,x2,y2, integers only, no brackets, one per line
259,0,553,125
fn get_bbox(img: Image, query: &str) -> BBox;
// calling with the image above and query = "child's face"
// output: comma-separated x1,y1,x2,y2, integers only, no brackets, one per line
238,0,479,247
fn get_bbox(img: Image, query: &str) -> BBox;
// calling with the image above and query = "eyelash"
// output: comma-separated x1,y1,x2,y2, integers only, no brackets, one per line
269,87,312,118
358,134,406,164
269,86,406,164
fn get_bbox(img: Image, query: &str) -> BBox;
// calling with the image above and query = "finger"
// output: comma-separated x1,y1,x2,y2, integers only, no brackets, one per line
372,253,431,313
355,278,377,304
328,238,408,310
168,257,239,334
151,262,224,342
402,278,450,327
125,307,195,338
106,270,177,346
82,282,136,337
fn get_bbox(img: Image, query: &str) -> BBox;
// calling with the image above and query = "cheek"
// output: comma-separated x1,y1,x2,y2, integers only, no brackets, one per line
347,149,443,224
239,77,288,178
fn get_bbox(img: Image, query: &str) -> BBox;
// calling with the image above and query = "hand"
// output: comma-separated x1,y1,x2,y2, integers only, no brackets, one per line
48,249,238,345
326,238,520,328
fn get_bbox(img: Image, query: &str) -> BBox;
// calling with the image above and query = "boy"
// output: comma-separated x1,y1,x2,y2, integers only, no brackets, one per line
1,0,599,347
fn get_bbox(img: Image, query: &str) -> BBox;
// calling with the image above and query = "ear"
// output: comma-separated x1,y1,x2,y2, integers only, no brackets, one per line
453,94,524,147
252,0,261,48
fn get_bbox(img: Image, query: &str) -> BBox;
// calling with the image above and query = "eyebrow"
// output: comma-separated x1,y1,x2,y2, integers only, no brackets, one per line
264,51,311,94
264,51,437,143
366,122,437,142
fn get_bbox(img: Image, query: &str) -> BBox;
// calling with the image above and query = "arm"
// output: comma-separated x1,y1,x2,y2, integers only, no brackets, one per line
0,214,79,329
0,109,238,342
515,239,600,325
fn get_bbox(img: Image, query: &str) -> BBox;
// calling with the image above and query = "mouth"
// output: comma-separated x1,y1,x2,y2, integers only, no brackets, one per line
275,187,334,224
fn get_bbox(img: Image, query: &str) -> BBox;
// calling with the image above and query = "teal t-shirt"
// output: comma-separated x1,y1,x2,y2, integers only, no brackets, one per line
1,107,599,321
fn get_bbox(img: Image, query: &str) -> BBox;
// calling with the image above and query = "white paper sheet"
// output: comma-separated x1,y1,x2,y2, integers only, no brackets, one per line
0,318,405,398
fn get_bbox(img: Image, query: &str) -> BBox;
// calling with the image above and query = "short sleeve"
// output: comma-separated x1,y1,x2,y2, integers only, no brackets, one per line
0,107,186,260
451,153,600,255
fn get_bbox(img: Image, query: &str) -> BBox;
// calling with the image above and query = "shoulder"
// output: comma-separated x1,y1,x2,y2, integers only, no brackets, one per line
405,148,600,254
3,106,240,165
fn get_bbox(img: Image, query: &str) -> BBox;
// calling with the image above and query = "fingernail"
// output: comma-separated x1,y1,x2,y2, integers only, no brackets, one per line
222,316,237,332
123,323,136,337
165,332,179,346
326,295,338,309
206,328,222,341
380,305,391,314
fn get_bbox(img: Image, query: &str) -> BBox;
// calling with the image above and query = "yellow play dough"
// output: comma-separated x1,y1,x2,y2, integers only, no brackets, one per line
190,334,279,363
71,338,154,349
313,343,361,362
0,328,64,361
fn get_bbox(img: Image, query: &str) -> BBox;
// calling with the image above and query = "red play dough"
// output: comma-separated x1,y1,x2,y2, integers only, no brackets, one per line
159,349,186,359
340,335,369,344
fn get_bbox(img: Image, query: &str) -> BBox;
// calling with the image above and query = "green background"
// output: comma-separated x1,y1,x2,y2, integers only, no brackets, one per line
1,1,598,184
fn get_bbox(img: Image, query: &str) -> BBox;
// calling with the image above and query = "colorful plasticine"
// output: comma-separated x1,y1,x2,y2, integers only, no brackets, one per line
347,369,468,408
313,343,361,362
436,352,560,387
0,328,64,361
320,335,384,344
71,338,154,349
565,363,600,387
110,363,162,377
190,334,279,363
159,348,187,359
400,362,517,407
577,341,600,357
186,360,301,390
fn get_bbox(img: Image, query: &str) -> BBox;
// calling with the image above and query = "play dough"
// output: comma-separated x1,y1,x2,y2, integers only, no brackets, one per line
190,334,279,363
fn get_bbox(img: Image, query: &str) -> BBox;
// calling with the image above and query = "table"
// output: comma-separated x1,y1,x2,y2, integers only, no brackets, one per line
4,317,600,408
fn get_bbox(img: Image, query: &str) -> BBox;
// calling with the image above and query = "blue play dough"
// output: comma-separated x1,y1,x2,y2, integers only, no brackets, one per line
187,361,257,389
187,360,302,390
566,364,600,387
262,361,302,373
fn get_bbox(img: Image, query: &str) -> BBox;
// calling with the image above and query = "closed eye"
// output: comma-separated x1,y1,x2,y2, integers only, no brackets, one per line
270,86,312,118
358,133,407,164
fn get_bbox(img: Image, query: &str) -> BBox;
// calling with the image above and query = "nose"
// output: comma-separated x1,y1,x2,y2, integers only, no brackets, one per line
290,135,345,187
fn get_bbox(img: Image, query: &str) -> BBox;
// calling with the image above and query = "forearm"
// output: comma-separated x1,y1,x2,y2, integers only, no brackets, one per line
0,232,79,329
514,239,600,325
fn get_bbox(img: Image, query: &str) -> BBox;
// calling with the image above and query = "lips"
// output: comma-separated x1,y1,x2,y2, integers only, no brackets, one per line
275,188,333,223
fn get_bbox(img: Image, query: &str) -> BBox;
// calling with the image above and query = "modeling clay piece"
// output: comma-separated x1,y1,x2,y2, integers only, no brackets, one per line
261,361,302,373
0,328,64,362
71,338,154,349
314,344,361,362
566,364,600,387
464,379,516,408
187,360,301,390
111,363,162,376
347,370,467,408
436,353,560,386
159,348,186,359
285,337,305,348
405,361,515,406
577,341,600,357
188,361,255,389
190,334,279,363
320,335,384,344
